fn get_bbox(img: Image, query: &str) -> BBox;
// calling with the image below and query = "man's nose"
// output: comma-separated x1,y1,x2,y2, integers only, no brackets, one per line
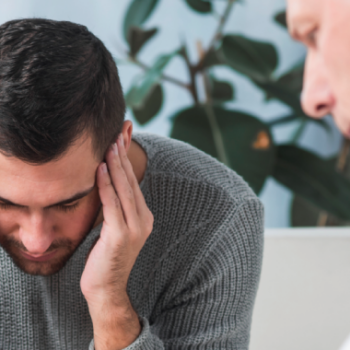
19,212,54,255
301,51,335,118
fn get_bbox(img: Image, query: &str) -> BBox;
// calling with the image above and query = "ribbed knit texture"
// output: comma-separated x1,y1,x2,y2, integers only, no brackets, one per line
0,132,264,350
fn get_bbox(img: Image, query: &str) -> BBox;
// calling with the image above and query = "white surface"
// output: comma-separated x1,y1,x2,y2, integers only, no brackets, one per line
250,228,350,350
339,334,350,350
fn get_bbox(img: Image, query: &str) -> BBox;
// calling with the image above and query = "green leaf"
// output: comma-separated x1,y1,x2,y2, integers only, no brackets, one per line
290,118,307,143
126,50,178,108
254,79,331,133
267,113,300,127
290,193,350,227
272,145,350,221
276,62,304,94
123,0,160,42
201,47,225,69
170,106,275,194
291,195,322,227
291,157,350,227
184,0,212,13
131,84,163,125
291,157,346,227
129,27,158,57
255,80,304,114
274,11,287,28
209,76,235,102
221,34,278,81
263,62,304,101
252,60,330,134
268,114,330,136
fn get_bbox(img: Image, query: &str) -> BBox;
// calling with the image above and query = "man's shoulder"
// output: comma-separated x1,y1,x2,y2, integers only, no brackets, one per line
129,133,264,311
132,132,257,203
132,132,264,262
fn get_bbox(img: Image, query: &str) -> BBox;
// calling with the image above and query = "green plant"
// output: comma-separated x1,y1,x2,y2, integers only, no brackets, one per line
119,0,350,226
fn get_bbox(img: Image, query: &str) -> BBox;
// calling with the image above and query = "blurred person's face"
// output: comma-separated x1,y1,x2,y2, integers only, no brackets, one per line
287,0,350,137
0,132,103,276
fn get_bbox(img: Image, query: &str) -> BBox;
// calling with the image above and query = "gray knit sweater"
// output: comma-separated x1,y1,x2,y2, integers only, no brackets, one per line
0,132,264,350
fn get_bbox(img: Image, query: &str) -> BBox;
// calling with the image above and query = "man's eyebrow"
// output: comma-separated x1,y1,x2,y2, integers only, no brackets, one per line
0,185,95,209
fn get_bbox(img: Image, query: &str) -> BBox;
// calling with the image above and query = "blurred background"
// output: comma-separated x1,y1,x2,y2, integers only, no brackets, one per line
0,0,344,228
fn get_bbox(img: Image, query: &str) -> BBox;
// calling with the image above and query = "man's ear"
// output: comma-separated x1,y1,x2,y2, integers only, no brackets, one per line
122,120,133,152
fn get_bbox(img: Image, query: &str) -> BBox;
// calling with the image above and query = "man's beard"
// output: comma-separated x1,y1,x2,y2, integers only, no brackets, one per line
0,203,102,276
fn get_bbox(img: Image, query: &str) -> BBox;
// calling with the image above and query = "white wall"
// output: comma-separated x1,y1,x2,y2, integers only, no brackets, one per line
0,0,342,227
250,228,350,350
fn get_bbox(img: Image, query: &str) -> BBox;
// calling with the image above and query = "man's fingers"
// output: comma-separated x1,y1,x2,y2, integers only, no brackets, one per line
117,135,150,221
97,162,126,231
105,142,139,230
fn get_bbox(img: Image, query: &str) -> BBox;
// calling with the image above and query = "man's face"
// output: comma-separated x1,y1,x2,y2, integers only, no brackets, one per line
0,133,103,276
287,0,350,137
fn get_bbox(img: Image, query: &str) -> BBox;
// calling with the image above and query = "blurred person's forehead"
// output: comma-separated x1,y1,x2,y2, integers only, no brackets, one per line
287,0,321,38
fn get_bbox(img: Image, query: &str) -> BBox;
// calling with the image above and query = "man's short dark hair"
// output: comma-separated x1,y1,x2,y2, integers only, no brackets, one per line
0,18,125,165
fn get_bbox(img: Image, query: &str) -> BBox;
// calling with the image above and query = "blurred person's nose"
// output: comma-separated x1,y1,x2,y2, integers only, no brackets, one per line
19,212,54,255
301,50,335,118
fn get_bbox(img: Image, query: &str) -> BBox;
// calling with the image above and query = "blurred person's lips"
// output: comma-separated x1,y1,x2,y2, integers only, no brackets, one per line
20,250,57,262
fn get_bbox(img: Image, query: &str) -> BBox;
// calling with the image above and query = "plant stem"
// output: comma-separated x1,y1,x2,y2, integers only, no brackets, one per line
194,0,237,73
180,45,199,104
291,118,307,144
207,0,237,51
203,102,231,167
197,41,231,167
128,57,190,90
191,1,237,166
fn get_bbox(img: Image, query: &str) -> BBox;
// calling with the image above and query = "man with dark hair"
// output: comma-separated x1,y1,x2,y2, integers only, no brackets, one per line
0,18,264,350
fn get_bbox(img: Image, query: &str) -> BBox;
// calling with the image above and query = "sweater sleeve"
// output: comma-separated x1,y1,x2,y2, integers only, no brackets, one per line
89,197,264,350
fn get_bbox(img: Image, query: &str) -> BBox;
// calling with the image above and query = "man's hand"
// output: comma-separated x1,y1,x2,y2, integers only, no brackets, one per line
80,133,154,350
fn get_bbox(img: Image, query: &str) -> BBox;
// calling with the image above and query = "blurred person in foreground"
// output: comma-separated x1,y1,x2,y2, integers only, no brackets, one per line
286,0,350,349
0,18,264,350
